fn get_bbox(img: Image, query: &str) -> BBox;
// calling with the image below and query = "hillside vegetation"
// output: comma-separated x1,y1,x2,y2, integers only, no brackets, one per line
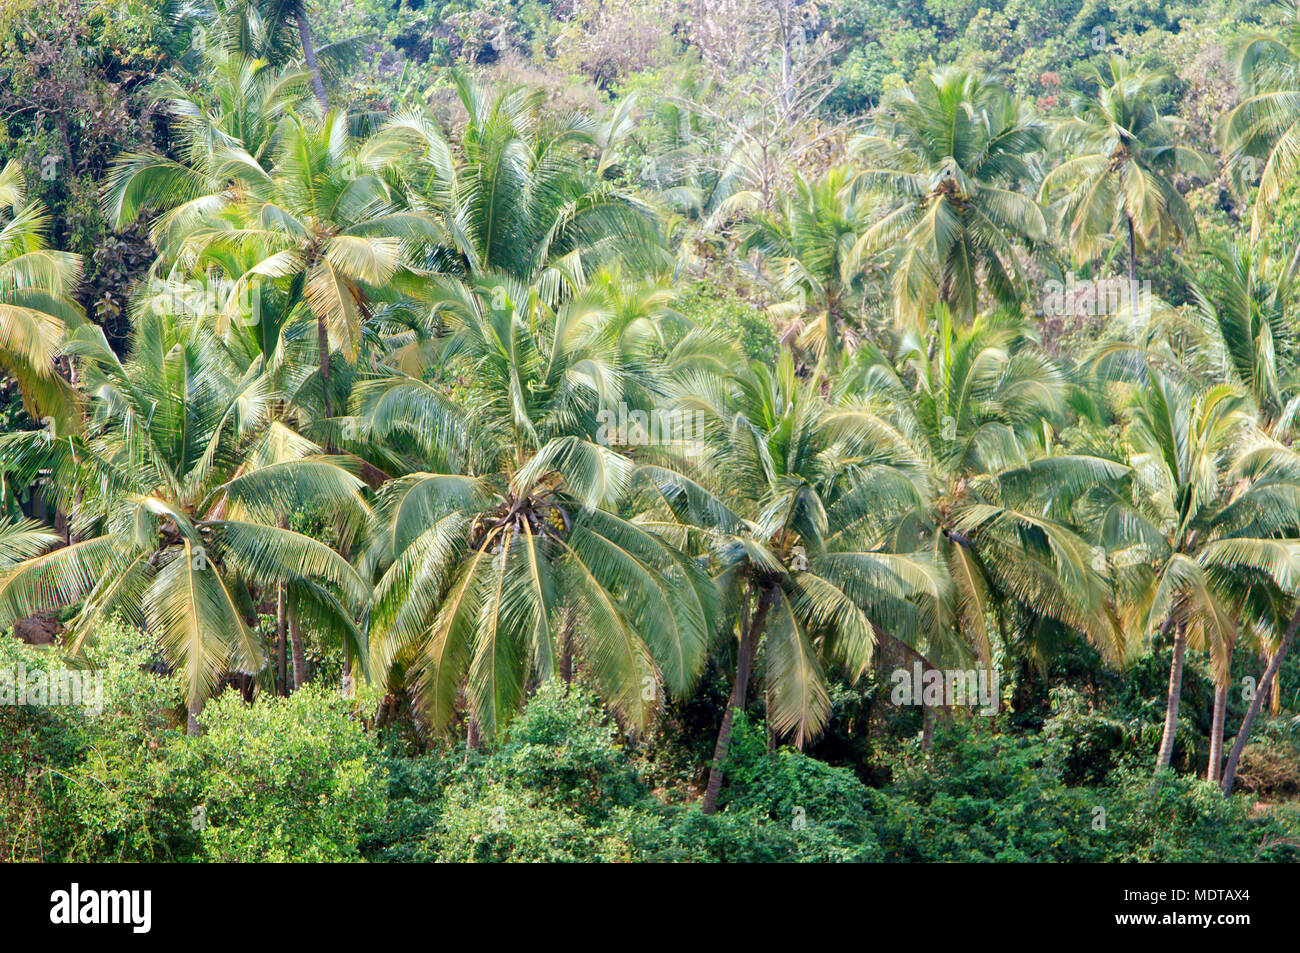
2,0,1300,862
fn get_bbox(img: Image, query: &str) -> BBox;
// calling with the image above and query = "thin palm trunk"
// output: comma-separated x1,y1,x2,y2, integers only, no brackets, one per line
341,655,354,699
1127,214,1139,315
1155,621,1187,774
559,606,575,688
295,11,328,109
922,703,937,752
317,315,333,431
275,516,289,696
275,582,287,696
1222,610,1299,794
875,627,941,750
702,586,774,815
1207,680,1227,784
186,697,203,736
289,610,307,691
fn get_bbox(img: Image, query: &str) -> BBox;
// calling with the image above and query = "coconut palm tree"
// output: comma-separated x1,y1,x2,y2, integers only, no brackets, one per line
1184,238,1300,759
1219,0,1300,272
129,249,356,693
104,58,434,431
205,0,333,107
0,160,84,430
639,349,947,813
359,270,718,741
741,167,875,373
167,109,436,430
373,73,666,297
851,68,1048,326
101,47,311,251
0,308,370,732
1099,371,1300,774
837,308,1125,685
1039,58,1210,302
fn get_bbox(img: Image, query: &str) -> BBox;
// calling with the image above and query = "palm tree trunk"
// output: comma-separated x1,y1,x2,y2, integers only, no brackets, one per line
186,697,203,736
317,315,333,434
1127,214,1139,315
766,681,776,756
341,655,354,699
1155,621,1187,774
1207,680,1227,784
559,606,575,688
1222,610,1298,794
1271,650,1281,715
289,610,308,691
295,11,328,109
275,583,287,696
702,586,774,815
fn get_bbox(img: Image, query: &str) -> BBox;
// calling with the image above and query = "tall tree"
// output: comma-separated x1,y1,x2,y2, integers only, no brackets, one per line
643,349,946,813
838,309,1124,682
208,0,330,106
1100,371,1300,774
742,167,874,373
375,73,666,297
1040,58,1210,305
0,310,369,731
361,271,718,740
852,68,1048,326
101,47,311,255
164,109,431,431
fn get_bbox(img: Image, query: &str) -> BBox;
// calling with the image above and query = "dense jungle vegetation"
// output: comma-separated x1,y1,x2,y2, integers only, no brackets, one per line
3,0,1300,863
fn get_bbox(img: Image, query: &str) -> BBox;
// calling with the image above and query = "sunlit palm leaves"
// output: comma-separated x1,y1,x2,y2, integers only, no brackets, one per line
838,308,1124,668
101,46,311,252
361,271,716,739
1093,368,1300,769
1220,0,1300,251
1187,241,1300,434
0,307,369,723
742,167,875,372
1105,372,1300,659
642,350,946,746
0,160,84,428
373,73,665,297
852,68,1048,325
1039,58,1209,280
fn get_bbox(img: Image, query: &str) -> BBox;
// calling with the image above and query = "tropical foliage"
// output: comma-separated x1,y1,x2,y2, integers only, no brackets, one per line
3,0,1300,864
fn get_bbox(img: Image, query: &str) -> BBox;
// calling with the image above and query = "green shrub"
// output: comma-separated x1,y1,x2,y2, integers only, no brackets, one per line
431,685,650,861
178,686,387,862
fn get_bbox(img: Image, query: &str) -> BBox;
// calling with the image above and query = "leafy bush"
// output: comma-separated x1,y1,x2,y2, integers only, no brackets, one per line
176,686,387,862
870,720,1300,862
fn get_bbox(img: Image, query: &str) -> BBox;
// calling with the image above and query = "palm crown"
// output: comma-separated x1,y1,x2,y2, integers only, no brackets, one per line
1039,58,1210,288
0,308,369,725
360,271,717,740
853,68,1048,325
